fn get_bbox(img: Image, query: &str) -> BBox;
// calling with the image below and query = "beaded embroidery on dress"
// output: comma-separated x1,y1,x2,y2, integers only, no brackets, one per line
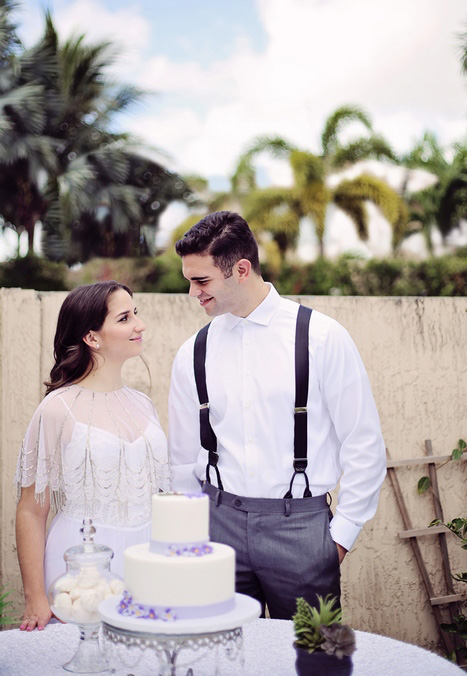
15,385,171,526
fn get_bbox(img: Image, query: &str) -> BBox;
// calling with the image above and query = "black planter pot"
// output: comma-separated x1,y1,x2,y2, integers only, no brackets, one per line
294,647,353,675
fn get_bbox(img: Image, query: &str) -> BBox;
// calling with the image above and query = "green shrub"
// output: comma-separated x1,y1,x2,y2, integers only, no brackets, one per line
67,253,189,293
2,251,465,296
271,254,467,297
0,254,68,291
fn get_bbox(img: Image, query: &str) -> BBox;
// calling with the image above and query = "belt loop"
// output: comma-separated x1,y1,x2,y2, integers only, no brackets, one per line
326,492,332,507
284,499,291,517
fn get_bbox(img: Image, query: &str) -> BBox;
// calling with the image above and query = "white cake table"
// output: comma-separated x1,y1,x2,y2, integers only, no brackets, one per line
0,618,464,675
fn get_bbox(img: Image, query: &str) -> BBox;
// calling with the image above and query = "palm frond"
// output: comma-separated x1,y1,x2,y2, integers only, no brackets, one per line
232,134,294,194
87,145,131,183
244,186,297,229
458,24,467,74
207,191,233,212
101,84,147,116
438,175,467,237
333,173,409,247
0,0,22,72
244,186,301,257
0,83,47,133
331,135,397,169
183,174,209,193
290,150,324,186
231,155,257,195
297,181,331,244
105,183,143,233
321,105,372,156
242,134,294,160
0,133,59,175
402,131,448,174
19,12,58,84
333,194,369,240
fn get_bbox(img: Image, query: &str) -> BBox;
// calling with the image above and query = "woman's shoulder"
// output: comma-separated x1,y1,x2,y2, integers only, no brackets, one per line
35,386,73,415
122,386,156,411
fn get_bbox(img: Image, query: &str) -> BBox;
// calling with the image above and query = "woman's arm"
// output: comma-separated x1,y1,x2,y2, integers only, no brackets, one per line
15,485,52,631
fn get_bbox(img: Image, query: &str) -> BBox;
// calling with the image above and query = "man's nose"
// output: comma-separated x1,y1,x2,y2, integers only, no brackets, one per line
189,282,200,298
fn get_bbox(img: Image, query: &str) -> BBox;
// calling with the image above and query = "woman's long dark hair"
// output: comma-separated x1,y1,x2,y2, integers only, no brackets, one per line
44,281,132,395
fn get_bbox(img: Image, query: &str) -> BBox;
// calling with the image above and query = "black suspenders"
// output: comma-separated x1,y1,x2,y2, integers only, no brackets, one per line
193,304,313,498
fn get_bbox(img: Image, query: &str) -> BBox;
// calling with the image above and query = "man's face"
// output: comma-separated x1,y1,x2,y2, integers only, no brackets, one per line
182,254,240,317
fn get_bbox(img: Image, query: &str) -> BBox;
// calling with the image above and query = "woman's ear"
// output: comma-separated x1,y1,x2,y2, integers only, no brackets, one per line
83,332,100,350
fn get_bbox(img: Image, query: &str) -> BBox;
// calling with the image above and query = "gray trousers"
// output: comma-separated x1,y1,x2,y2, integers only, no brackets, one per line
203,482,341,620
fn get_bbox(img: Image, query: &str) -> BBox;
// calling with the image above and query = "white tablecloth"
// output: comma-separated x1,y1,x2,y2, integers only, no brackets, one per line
0,619,463,675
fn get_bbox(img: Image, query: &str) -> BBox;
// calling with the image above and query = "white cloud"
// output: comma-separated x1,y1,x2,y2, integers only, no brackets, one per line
19,0,466,183
19,0,151,77
130,0,466,181
15,0,467,219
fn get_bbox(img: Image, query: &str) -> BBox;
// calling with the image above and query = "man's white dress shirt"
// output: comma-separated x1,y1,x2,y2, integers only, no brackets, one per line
169,284,386,551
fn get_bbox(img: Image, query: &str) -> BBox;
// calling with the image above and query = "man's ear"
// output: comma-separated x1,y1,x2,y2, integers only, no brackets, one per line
83,332,100,350
235,258,252,282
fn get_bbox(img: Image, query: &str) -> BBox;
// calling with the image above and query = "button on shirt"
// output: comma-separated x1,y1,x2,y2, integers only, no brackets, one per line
169,284,386,551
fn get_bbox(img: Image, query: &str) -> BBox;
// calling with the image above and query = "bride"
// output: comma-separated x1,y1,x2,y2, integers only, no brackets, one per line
15,281,171,631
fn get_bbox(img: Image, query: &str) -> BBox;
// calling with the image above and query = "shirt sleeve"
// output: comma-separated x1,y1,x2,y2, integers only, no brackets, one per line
14,393,73,508
168,338,204,492
317,321,387,551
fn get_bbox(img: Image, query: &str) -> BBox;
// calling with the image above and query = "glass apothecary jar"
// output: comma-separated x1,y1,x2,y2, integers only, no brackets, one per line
48,518,124,673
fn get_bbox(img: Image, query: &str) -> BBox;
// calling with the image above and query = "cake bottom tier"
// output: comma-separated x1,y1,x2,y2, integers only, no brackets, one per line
123,541,235,614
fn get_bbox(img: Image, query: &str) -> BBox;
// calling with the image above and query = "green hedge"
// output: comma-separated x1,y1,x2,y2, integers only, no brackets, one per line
1,251,466,296
268,252,467,297
0,254,68,291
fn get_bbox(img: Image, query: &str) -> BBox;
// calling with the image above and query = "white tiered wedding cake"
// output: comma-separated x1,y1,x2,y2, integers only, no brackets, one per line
116,492,236,622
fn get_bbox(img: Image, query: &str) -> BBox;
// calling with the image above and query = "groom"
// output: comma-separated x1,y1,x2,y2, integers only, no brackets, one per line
168,210,386,619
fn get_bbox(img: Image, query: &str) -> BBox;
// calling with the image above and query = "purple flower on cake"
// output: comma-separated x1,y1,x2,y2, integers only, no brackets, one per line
164,543,213,557
117,590,132,614
117,591,179,621
161,608,176,621
132,604,147,618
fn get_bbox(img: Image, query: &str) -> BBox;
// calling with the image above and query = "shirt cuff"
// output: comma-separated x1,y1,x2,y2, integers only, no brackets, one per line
329,513,362,552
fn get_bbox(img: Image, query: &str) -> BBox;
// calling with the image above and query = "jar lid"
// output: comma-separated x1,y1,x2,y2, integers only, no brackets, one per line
62,518,114,567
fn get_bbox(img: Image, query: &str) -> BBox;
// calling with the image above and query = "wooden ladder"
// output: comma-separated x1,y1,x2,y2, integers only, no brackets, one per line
386,440,466,664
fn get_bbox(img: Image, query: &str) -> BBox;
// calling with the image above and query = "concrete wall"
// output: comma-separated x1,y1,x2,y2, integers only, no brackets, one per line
1,288,466,653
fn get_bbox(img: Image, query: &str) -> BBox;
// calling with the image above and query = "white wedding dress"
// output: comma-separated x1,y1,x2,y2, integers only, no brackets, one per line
15,384,171,592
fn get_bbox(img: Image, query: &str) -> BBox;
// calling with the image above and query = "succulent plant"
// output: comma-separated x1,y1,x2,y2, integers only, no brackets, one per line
293,595,356,658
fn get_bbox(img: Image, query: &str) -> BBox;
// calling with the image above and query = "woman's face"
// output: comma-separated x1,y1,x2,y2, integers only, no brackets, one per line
92,289,146,362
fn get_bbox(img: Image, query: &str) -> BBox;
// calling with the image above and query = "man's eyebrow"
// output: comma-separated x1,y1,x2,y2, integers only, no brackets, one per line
190,275,209,281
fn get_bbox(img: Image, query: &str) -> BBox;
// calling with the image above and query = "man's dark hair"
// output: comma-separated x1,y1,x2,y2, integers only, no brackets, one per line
175,211,261,277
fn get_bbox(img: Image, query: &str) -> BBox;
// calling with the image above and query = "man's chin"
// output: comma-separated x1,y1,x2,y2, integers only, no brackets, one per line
200,298,214,313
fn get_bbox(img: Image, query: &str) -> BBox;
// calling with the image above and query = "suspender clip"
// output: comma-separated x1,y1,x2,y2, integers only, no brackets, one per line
294,406,307,414
293,457,308,473
200,402,210,410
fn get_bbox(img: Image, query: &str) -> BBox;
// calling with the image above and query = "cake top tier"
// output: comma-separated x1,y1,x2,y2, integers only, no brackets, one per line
151,492,209,544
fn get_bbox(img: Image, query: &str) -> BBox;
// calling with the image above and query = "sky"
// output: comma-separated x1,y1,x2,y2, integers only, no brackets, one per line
2,0,467,257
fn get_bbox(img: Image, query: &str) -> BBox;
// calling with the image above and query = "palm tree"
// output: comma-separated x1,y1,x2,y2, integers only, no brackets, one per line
0,4,58,252
402,133,467,251
0,6,192,262
233,106,407,259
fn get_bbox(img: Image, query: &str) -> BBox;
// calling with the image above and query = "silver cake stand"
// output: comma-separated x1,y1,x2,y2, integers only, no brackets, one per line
99,593,261,675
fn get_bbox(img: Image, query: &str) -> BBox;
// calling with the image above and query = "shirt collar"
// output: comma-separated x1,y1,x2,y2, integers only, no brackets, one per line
223,283,280,330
